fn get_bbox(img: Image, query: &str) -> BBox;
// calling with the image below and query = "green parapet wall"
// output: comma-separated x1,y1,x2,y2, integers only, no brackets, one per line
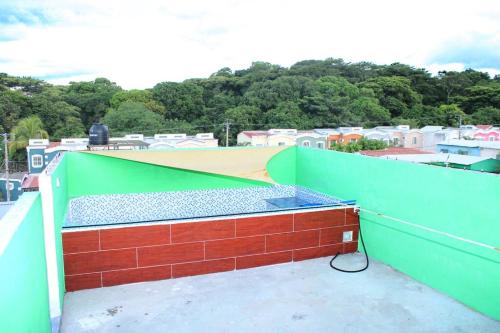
268,147,500,320
0,193,51,333
66,152,270,197
51,155,69,306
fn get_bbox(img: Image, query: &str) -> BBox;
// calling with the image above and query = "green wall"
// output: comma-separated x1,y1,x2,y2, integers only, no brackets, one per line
51,155,69,306
269,147,500,320
66,152,270,197
0,193,51,333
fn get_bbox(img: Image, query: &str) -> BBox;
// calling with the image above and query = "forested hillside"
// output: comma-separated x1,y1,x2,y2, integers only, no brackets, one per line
1,58,499,158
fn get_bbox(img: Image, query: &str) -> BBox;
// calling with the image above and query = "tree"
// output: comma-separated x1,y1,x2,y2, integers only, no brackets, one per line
330,138,387,153
110,89,165,115
359,76,422,117
437,70,489,104
64,78,122,128
435,104,468,127
243,76,310,110
301,76,360,126
9,116,48,159
152,81,204,121
348,97,391,127
265,101,311,129
470,107,500,125
30,86,86,137
102,101,165,136
456,83,500,114
48,101,86,139
222,105,262,145
0,90,30,132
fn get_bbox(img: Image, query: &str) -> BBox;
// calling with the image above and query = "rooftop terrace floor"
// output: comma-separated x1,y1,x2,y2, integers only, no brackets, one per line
61,253,499,333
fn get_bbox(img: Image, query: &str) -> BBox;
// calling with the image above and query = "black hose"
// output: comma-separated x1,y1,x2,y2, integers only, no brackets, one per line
329,220,369,273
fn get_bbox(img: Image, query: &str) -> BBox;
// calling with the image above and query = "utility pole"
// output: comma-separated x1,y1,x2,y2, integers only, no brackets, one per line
458,115,462,139
2,133,10,202
224,119,232,147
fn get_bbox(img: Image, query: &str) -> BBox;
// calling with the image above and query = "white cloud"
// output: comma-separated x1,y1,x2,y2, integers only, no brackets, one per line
0,0,498,88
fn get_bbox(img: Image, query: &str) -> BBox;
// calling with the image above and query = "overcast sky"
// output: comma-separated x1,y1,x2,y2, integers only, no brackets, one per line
0,0,499,89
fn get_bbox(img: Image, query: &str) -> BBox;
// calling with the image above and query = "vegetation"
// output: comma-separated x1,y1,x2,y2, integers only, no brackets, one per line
1,59,499,158
330,138,388,153
8,116,48,160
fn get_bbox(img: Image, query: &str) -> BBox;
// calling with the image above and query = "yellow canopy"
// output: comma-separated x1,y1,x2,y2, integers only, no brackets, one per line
87,147,287,183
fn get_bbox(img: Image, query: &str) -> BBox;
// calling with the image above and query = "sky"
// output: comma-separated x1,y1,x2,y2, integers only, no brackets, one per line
0,0,499,89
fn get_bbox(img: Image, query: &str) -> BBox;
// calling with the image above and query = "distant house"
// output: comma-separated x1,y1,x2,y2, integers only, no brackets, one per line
313,128,340,136
21,174,39,192
27,139,88,174
147,133,218,149
237,131,270,146
267,133,296,146
0,177,23,201
373,125,410,146
361,129,392,144
421,126,460,151
296,132,327,149
436,139,500,158
459,125,478,139
401,129,423,149
473,127,499,142
328,133,363,147
236,129,297,147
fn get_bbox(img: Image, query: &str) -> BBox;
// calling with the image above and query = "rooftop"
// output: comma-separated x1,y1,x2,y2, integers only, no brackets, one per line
383,153,494,165
2,146,499,333
439,139,500,149
359,147,430,157
61,255,499,333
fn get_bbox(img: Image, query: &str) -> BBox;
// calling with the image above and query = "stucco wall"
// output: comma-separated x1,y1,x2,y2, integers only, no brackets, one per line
0,193,51,333
267,146,500,320
66,152,268,197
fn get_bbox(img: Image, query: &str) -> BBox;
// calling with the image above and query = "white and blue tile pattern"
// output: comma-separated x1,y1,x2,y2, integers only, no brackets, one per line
65,185,346,227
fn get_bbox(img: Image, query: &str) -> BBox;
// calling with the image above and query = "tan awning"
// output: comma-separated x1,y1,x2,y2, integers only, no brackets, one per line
86,147,288,183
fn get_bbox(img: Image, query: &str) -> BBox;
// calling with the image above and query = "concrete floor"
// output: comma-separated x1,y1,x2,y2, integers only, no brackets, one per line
61,254,499,333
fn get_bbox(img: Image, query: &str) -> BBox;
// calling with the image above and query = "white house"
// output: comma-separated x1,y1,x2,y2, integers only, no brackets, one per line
361,129,392,144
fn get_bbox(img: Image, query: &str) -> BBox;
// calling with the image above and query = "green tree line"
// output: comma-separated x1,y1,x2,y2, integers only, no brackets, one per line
1,58,500,160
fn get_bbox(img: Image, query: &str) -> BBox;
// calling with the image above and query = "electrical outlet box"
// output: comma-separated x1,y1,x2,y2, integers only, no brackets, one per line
343,231,353,242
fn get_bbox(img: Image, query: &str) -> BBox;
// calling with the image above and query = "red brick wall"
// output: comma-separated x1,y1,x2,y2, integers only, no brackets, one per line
62,208,359,291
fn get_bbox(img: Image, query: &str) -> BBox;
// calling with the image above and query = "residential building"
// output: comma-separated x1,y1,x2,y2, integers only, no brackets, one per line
147,133,218,149
373,125,410,146
327,132,363,147
1,145,499,333
237,131,269,146
459,125,478,139
401,129,423,149
237,129,297,146
473,127,500,142
0,175,23,201
436,139,500,158
421,126,460,151
21,174,39,192
27,133,219,172
27,138,88,174
267,133,296,146
361,129,392,144
296,132,327,149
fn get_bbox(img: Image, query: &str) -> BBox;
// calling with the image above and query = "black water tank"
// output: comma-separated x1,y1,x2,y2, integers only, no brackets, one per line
89,123,109,145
